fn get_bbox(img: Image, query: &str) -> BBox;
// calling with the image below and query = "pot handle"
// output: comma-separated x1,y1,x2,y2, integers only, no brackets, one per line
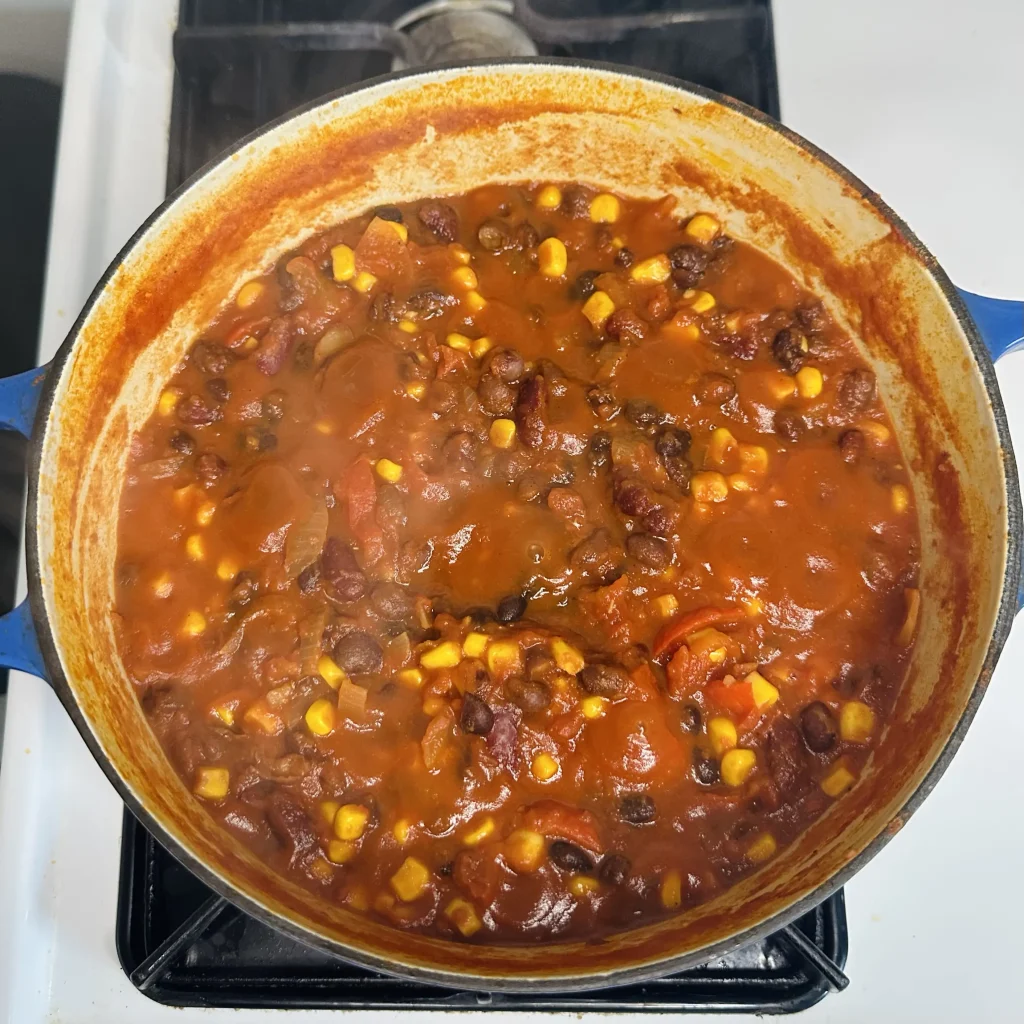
958,289,1024,360
0,364,48,679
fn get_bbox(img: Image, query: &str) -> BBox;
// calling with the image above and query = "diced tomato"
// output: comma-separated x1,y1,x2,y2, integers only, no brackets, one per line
548,709,584,743
524,800,602,853
224,316,270,346
705,679,755,717
652,605,746,660
421,705,456,772
353,216,413,282
437,344,469,378
666,644,719,698
339,457,385,565
622,662,659,702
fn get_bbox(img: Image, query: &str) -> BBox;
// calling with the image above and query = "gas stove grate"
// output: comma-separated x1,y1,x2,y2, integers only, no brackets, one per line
117,810,848,1011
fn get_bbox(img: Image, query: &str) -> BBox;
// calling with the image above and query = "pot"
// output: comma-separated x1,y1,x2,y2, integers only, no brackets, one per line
0,60,1019,991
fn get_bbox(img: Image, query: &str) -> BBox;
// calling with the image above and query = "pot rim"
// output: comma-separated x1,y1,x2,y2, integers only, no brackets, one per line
24,57,1022,992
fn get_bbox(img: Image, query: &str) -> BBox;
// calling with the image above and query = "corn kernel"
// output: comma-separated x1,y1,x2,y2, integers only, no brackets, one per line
746,671,780,708
707,426,737,466
766,372,797,403
898,587,920,647
684,289,716,313
212,558,237,583
661,869,682,909
305,698,337,737
445,332,472,352
840,700,875,744
463,632,489,659
396,667,425,689
345,886,369,911
240,335,259,352
185,534,205,561
313,419,334,435
405,382,426,401
334,804,370,841
422,694,446,717
708,716,738,757
470,336,492,359
684,213,721,244
532,752,559,781
590,193,621,223
581,695,608,719
487,640,522,677
581,290,615,328
318,655,348,689
452,266,478,290
375,458,403,483
194,501,216,527
796,366,824,399
330,244,355,282
744,596,764,616
738,444,769,474
445,897,482,937
728,473,754,493
891,484,911,513
398,319,418,334
721,748,757,787
194,766,229,800
550,638,585,675
352,270,377,294
504,829,546,873
374,893,396,914
212,702,235,727
182,610,206,636
419,640,462,670
236,280,264,309
655,594,679,618
630,254,672,285
390,856,431,901
158,388,181,416
569,874,601,897
538,237,568,277
746,832,777,864
393,818,411,844
378,217,408,242
860,420,891,445
327,839,356,864
821,763,857,797
536,184,562,209
152,572,173,598
489,418,517,449
463,816,496,847
321,800,340,826
465,289,487,312
691,471,729,503
724,311,745,333
310,857,334,882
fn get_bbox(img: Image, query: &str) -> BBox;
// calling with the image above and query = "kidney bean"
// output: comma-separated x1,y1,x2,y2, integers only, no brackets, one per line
509,678,551,713
515,375,548,449
696,372,736,404
626,533,672,569
615,478,654,517
169,430,195,454
800,701,838,752
578,663,628,697
369,291,396,322
766,717,810,798
333,630,383,676
487,348,525,383
190,340,235,375
205,377,230,403
605,310,648,344
598,852,631,885
836,368,876,412
444,431,479,470
795,301,829,334
772,328,805,374
478,374,516,416
418,200,458,242
569,528,623,579
321,537,366,602
549,839,594,873
618,793,656,825
547,486,586,521
838,428,865,465
524,646,556,680
194,452,226,484
177,394,222,426
515,221,540,250
774,410,805,443
407,288,457,318
255,317,294,375
370,582,414,621
460,692,495,735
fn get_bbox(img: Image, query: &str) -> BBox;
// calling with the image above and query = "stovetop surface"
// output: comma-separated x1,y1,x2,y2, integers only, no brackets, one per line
115,0,847,1012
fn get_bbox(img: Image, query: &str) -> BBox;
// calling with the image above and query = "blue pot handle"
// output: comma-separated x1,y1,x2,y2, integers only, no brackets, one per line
958,290,1024,360
0,364,48,679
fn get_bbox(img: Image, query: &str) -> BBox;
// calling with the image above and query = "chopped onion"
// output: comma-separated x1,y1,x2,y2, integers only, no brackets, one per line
337,677,368,720
897,587,920,647
421,705,456,770
284,498,328,578
136,455,186,481
298,610,326,676
314,324,353,366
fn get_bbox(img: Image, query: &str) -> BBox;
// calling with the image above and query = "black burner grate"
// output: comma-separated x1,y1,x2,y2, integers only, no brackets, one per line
114,1,846,1012
117,811,847,1012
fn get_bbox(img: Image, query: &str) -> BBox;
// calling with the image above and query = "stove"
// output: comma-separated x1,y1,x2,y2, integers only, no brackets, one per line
113,0,848,1013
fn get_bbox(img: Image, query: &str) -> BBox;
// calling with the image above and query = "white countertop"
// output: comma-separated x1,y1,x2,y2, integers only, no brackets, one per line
0,0,1022,1020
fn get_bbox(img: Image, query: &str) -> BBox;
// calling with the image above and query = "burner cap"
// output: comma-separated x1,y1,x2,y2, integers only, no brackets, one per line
393,0,538,70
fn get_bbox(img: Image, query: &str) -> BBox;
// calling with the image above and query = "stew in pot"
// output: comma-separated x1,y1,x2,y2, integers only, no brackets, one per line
116,184,920,942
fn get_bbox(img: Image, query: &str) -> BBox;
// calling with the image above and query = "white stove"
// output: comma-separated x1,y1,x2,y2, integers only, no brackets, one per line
1,0,1022,1020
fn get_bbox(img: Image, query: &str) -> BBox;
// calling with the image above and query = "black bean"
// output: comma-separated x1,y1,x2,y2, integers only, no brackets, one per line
588,430,612,470
496,593,527,623
795,302,829,334
487,348,525,383
524,646,556,681
370,582,414,621
586,387,619,422
509,678,551,712
692,748,719,785
293,341,314,371
242,427,277,452
614,247,635,268
369,291,396,322
418,200,458,242
333,631,383,676
624,399,661,429
407,287,457,318
515,221,540,250
663,455,693,492
320,538,366,602
169,430,195,455
194,452,226,484
578,663,628,697
229,572,256,608
774,410,805,444
549,839,594,873
655,427,692,459
668,244,710,288
177,394,222,426
618,793,656,825
605,311,647,344
839,429,865,465
560,185,591,219
190,340,234,376
205,377,230,403
626,533,672,569
297,562,321,594
460,692,494,735
571,270,600,301
477,219,511,252
443,431,479,471
598,852,631,885
772,329,806,374
836,368,876,412
766,717,810,798
429,381,459,415
696,372,736,405
800,701,838,752
680,705,702,732
478,373,516,416
374,204,403,223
